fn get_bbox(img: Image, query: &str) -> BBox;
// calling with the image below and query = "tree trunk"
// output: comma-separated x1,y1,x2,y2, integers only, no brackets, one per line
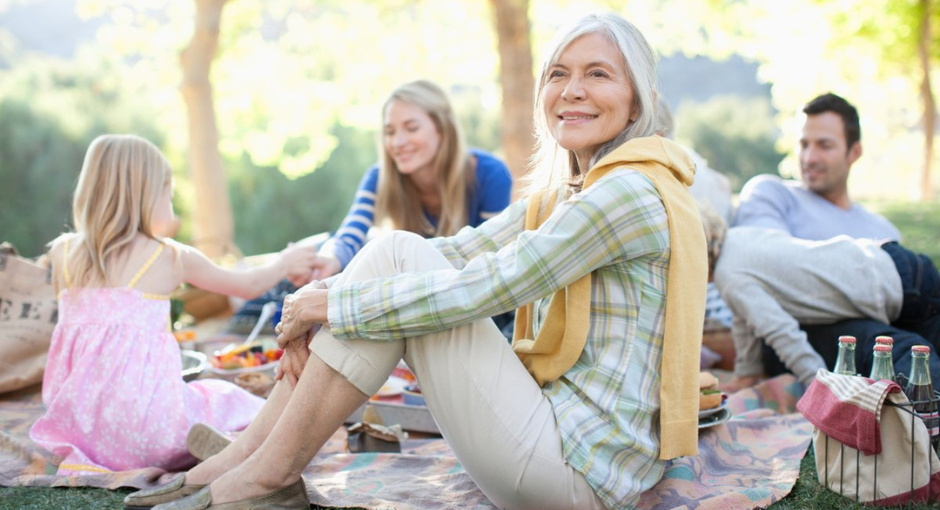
917,0,936,201
489,0,535,201
179,0,236,259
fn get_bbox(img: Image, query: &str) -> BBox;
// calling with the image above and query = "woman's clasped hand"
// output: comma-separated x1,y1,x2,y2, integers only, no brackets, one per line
274,281,328,385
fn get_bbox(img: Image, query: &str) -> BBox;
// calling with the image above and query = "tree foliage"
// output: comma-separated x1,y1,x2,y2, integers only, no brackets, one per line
5,0,938,261
674,95,785,192
226,121,375,256
664,0,940,199
75,0,502,181
820,0,939,70
0,53,166,258
816,0,939,200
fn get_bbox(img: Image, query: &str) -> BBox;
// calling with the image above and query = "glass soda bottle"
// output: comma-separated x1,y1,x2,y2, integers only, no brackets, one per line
869,344,896,383
905,345,938,437
833,335,857,376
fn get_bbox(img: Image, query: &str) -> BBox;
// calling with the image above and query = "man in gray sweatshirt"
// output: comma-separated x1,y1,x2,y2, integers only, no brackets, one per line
729,93,939,388
714,226,940,388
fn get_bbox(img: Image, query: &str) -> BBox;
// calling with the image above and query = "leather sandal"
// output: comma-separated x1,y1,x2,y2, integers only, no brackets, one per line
124,474,205,510
150,478,309,510
187,423,233,461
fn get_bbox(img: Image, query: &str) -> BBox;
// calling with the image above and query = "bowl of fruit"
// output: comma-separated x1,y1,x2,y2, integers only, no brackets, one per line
206,338,283,382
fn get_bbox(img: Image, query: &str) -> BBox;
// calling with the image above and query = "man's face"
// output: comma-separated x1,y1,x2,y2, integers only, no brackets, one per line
798,112,860,200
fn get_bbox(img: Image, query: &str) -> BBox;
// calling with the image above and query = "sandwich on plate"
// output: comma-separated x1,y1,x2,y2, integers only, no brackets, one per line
699,371,723,411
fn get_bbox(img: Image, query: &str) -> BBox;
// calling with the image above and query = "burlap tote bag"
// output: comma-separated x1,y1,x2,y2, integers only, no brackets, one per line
0,242,57,393
798,369,940,505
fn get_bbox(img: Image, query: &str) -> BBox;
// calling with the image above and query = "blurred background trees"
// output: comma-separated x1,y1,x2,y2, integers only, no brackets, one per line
672,96,784,193
0,0,936,260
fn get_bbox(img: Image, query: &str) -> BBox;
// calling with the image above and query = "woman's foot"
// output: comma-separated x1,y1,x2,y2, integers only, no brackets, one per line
189,462,301,507
182,451,234,486
150,477,309,510
123,474,204,510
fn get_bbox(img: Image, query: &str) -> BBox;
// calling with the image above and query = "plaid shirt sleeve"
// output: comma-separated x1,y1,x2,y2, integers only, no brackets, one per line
328,169,668,341
429,198,527,269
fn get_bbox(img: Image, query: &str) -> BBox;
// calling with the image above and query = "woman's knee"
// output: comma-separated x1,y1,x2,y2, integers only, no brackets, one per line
357,230,447,274
364,230,424,252
356,231,428,262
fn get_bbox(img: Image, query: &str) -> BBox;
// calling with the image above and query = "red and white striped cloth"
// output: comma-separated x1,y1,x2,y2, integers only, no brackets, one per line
796,370,903,455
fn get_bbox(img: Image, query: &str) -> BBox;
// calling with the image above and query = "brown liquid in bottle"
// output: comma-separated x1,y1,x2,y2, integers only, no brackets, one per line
905,346,938,437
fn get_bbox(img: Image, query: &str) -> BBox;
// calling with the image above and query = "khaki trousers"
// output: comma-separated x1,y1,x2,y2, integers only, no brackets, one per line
310,231,605,510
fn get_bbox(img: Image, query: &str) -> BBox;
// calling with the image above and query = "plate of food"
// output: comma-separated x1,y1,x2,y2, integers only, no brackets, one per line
698,371,726,419
698,407,732,429
206,338,282,381
375,375,409,398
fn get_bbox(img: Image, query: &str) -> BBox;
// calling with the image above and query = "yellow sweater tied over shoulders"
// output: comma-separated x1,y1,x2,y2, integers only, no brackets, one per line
512,136,708,460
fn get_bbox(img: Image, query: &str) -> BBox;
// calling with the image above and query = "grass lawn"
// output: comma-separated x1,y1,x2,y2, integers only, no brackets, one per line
767,446,938,510
867,199,940,267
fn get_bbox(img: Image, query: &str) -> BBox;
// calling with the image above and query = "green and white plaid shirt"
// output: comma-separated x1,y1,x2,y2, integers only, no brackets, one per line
329,169,670,509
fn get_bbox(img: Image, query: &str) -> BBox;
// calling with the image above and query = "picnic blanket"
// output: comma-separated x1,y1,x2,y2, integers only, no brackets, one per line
0,374,812,509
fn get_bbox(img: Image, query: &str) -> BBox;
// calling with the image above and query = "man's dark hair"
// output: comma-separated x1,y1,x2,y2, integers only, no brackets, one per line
803,93,860,150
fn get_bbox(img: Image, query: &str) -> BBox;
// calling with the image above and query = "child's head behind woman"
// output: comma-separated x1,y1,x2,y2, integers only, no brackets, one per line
64,134,175,289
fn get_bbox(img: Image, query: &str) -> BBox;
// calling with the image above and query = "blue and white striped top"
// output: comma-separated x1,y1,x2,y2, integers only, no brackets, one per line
319,149,512,268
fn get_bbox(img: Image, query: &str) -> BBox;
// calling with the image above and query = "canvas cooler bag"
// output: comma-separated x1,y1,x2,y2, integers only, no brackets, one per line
798,369,940,505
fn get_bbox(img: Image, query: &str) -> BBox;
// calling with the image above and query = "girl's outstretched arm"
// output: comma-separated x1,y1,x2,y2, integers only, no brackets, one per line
173,240,318,299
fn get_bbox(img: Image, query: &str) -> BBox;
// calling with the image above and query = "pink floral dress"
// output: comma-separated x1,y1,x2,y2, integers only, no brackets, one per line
29,242,265,475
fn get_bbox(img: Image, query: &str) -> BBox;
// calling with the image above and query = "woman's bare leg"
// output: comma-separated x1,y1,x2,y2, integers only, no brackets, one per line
187,232,443,501
200,352,369,503
183,376,295,485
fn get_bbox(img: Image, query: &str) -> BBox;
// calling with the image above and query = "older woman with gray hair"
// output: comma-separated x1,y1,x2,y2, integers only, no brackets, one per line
126,11,707,510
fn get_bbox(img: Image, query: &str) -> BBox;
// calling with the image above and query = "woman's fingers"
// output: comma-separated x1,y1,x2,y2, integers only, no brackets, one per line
275,284,329,348
283,335,309,382
276,321,305,349
275,350,289,381
276,350,300,388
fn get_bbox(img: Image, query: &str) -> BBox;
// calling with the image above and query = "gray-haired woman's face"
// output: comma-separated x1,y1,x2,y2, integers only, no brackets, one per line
542,32,636,162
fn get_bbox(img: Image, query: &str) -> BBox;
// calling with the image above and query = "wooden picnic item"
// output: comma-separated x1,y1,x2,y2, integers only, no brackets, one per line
0,243,57,394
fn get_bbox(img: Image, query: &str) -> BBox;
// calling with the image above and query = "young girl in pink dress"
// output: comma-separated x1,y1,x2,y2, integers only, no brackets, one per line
29,134,318,476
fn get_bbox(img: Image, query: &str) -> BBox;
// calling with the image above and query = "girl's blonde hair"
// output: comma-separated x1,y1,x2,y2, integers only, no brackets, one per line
59,134,172,288
374,80,473,237
525,13,659,198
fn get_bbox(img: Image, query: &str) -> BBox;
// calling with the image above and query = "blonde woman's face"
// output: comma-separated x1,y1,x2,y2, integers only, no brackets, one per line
152,180,177,237
542,33,636,164
383,100,442,178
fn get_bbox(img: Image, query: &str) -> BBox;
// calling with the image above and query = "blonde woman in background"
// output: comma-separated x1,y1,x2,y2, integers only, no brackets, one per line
228,80,513,333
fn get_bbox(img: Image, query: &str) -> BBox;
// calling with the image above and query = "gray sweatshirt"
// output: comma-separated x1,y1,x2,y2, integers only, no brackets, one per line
713,227,903,385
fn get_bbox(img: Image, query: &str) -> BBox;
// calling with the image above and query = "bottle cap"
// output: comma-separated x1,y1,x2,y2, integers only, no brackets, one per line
874,336,894,345
838,336,856,344
912,345,931,354
874,344,892,353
